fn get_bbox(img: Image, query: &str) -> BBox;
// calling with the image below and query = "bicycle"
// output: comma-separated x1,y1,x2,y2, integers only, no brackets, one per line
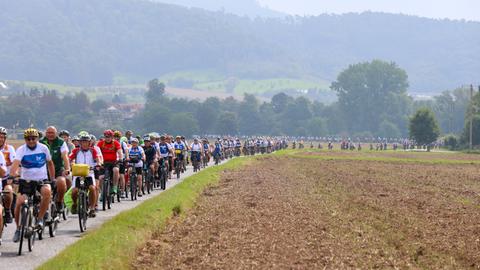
101,164,114,211
75,175,94,233
143,163,154,194
159,157,168,190
191,151,201,172
16,179,44,256
128,159,140,201
43,181,60,239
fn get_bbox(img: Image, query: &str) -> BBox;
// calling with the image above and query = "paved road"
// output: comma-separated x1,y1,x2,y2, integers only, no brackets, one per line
0,162,220,270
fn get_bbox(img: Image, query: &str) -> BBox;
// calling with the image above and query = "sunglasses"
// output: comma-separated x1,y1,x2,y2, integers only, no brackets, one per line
25,137,38,141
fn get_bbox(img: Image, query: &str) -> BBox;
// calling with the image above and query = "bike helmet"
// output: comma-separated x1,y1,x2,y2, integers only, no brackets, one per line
24,128,39,138
143,135,151,141
59,130,70,137
72,136,79,141
103,130,114,137
131,138,139,143
113,130,122,137
0,127,7,135
79,134,91,141
78,131,89,137
90,135,97,141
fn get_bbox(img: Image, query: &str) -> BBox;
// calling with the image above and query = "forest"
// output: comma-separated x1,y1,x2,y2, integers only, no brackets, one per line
0,0,479,92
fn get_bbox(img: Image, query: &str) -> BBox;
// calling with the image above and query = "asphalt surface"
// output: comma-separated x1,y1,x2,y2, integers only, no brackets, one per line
0,161,220,270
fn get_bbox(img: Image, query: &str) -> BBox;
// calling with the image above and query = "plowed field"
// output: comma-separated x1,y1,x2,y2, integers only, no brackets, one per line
133,152,480,269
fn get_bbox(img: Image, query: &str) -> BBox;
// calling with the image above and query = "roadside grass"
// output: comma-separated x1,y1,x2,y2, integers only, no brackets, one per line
37,157,249,270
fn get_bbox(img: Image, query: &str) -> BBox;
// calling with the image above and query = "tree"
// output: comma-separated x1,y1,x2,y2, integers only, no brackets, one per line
409,108,440,147
331,60,410,134
271,92,291,114
216,112,238,135
146,79,165,101
307,117,328,137
170,113,198,137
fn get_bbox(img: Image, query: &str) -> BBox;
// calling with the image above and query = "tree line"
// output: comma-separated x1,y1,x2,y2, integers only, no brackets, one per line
0,60,472,146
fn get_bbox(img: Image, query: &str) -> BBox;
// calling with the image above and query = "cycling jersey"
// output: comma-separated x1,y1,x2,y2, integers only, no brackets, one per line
97,140,121,163
235,141,241,147
190,143,202,152
203,143,210,151
158,143,170,158
40,137,68,174
70,148,98,168
144,146,156,164
128,146,144,168
173,142,186,155
214,143,222,153
1,143,15,176
15,143,52,181
0,153,6,190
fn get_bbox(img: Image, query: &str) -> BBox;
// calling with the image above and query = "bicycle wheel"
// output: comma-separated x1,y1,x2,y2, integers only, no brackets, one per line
102,178,108,211
161,168,167,190
130,172,136,201
78,191,87,232
18,206,28,255
28,208,35,252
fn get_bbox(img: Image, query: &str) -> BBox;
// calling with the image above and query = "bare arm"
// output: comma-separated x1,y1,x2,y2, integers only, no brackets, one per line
47,160,55,181
10,159,20,177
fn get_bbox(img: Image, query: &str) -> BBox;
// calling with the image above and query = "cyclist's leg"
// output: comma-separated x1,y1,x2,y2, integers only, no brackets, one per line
55,175,67,206
87,177,96,210
71,187,79,210
112,166,120,193
136,167,142,196
38,183,52,220
2,180,14,222
14,193,27,227
119,163,125,196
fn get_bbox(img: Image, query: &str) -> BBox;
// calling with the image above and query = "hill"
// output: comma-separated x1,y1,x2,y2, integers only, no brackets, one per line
0,0,479,93
152,0,285,18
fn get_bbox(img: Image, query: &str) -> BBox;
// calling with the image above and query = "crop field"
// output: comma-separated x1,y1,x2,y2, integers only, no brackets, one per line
133,150,480,269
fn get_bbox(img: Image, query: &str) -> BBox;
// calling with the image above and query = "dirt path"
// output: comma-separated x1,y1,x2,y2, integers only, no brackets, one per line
134,155,480,269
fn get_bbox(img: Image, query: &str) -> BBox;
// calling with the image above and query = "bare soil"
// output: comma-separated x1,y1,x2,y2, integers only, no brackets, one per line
133,155,480,269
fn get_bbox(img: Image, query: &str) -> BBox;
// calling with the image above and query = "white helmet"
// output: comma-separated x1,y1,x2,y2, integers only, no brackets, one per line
0,127,7,135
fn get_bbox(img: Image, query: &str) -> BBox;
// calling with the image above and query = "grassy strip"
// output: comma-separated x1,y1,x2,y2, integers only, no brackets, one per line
37,158,249,270
293,152,480,165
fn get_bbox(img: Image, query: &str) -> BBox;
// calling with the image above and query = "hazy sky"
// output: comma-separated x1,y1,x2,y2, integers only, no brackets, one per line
258,0,480,21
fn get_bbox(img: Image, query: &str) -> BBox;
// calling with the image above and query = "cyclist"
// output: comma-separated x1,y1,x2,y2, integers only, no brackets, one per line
90,135,103,209
173,136,186,177
127,138,145,197
0,151,6,244
114,130,128,198
97,130,122,197
0,127,15,224
202,138,210,164
213,138,222,162
190,138,203,170
72,136,80,148
59,130,75,154
69,134,99,218
166,135,175,179
10,128,55,242
143,135,157,183
40,126,70,212
158,135,173,185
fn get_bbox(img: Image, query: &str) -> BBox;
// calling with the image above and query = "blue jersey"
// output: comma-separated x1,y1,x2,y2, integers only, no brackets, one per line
158,143,169,157
214,143,222,153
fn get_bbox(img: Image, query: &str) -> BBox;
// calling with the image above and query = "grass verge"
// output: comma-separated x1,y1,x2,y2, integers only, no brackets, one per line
37,158,249,270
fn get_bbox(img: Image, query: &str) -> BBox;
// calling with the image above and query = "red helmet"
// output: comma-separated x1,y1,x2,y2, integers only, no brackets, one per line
103,129,114,137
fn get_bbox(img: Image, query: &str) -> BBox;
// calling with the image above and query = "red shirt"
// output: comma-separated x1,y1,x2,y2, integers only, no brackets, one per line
97,140,121,163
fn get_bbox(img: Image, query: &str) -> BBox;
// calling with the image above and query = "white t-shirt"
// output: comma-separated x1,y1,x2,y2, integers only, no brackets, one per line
0,153,6,190
190,143,202,152
1,144,15,176
15,143,52,181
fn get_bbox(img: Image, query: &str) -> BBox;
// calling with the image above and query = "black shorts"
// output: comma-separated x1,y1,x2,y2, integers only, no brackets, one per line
119,162,126,174
2,179,12,189
75,176,94,188
131,167,142,175
18,180,45,197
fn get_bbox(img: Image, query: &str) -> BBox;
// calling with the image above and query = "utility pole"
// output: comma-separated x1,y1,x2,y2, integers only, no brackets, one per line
470,84,474,149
